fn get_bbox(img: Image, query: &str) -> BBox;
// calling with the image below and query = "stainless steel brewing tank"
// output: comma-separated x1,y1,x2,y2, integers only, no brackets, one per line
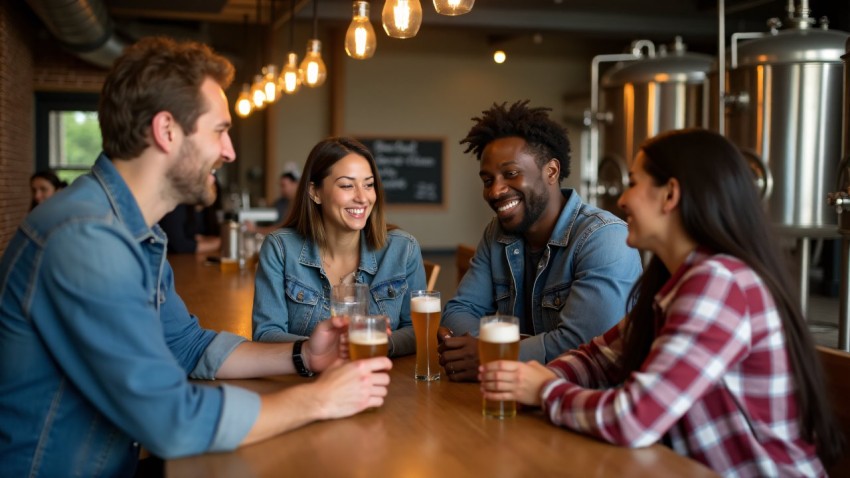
725,25,848,234
597,43,712,215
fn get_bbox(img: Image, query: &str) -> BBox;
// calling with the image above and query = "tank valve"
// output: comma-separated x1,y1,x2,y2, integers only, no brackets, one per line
827,190,850,214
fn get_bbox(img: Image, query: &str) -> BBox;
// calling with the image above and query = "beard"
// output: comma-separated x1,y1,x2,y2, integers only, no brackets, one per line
500,182,549,235
166,138,217,207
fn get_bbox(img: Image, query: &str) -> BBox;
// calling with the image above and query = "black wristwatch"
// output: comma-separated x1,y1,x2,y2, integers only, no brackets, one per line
292,339,315,377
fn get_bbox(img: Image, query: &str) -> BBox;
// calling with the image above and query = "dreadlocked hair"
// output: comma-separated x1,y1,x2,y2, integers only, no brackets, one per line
459,100,571,180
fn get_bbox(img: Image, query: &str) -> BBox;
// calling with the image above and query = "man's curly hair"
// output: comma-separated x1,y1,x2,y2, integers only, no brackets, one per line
459,100,571,181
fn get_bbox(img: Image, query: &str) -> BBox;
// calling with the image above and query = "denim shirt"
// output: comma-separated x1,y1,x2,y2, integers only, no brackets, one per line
442,189,642,363
0,155,260,478
252,228,426,357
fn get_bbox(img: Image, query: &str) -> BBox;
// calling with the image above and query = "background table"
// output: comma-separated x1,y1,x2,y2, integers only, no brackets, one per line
167,254,718,477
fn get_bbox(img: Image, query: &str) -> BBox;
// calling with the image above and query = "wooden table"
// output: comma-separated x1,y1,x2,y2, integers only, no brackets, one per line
167,254,718,478
170,254,256,339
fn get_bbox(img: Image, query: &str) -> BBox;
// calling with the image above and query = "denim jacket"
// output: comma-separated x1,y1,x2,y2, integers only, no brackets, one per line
442,189,642,363
253,228,426,357
0,155,259,478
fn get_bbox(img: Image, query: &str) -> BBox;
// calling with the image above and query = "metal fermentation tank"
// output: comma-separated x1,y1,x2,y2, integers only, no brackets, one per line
720,1,848,315
587,38,713,215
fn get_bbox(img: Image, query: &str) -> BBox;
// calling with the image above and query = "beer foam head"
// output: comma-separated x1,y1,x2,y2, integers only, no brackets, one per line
349,330,389,345
479,321,519,343
411,295,441,313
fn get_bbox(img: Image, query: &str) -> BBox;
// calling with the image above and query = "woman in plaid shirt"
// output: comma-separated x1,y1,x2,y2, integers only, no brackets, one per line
480,129,843,476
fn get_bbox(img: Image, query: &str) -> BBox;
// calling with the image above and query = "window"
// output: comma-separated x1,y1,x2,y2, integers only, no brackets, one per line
35,92,101,184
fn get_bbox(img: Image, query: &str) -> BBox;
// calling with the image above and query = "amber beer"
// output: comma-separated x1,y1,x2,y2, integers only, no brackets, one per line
411,291,441,381
349,315,389,360
479,316,520,418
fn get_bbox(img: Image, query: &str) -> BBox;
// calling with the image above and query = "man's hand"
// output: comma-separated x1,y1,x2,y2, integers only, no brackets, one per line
304,315,349,372
437,327,479,382
310,357,392,419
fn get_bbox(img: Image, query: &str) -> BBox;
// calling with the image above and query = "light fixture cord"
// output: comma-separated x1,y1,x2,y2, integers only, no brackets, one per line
312,0,318,39
289,0,295,51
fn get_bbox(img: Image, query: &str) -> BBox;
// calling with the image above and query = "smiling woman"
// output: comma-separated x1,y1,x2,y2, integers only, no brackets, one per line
251,137,428,358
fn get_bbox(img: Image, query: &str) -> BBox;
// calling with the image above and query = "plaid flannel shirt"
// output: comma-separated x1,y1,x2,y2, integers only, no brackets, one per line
541,249,824,477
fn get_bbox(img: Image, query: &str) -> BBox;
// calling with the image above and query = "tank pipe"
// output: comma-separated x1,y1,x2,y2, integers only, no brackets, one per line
586,50,646,204
841,239,850,350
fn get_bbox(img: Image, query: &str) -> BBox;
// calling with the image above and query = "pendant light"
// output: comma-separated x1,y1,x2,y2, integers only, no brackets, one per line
433,0,474,16
234,15,253,118
300,0,327,87
382,0,422,39
250,74,267,108
345,1,377,59
257,0,278,104
262,65,279,103
235,83,252,118
278,0,302,94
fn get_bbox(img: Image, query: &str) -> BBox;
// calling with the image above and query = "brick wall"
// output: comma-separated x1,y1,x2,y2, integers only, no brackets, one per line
0,2,34,254
0,3,107,255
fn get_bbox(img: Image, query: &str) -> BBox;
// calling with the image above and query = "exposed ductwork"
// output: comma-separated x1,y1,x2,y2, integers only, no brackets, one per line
26,0,127,69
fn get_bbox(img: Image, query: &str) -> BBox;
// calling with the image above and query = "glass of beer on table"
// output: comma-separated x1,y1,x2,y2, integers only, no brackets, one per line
411,290,441,381
331,283,369,320
479,315,520,418
348,314,389,360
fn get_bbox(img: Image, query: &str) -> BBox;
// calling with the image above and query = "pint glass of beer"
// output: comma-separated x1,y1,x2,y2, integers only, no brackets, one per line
479,315,520,418
349,314,389,360
411,290,441,381
331,283,369,321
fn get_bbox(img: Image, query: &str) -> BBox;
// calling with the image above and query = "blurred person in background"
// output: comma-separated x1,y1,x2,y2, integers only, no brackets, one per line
30,170,67,210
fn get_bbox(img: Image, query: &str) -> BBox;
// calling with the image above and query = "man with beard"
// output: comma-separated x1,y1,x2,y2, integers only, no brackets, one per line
438,101,642,382
0,37,390,477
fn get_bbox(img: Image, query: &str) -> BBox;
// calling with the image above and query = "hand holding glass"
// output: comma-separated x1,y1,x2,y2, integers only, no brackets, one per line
479,315,520,418
349,314,389,360
411,290,441,381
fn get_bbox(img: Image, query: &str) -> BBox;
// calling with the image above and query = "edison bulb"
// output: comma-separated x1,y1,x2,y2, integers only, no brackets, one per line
345,1,377,60
493,50,506,64
433,0,474,15
300,39,327,87
279,52,302,94
250,74,266,109
262,65,279,103
382,0,422,38
235,84,252,118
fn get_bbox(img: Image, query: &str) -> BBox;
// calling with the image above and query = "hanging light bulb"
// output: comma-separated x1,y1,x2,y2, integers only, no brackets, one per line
433,0,473,16
493,50,506,64
250,74,267,108
345,1,377,60
279,52,302,94
382,0,422,39
263,65,279,103
300,39,327,87
235,83,253,118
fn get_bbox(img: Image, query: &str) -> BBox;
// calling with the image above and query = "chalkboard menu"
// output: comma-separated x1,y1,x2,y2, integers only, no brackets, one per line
357,137,445,207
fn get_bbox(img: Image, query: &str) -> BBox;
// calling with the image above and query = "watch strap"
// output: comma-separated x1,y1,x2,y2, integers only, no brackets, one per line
292,339,315,377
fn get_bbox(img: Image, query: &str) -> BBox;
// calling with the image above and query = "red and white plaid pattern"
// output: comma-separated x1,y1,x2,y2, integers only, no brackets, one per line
541,249,825,477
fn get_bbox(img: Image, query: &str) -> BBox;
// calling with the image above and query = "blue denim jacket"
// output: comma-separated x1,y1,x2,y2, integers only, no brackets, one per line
252,228,426,357
0,155,259,478
442,189,642,362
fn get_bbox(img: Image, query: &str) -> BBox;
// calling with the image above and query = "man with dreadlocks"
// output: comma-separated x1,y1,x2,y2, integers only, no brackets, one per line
438,100,642,382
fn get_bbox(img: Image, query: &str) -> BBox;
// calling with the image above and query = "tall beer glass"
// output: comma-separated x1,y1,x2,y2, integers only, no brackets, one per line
411,290,441,381
348,314,389,360
331,283,368,321
479,315,520,418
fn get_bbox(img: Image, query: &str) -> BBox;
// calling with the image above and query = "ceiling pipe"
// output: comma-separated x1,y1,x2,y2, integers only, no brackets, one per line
26,0,127,69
